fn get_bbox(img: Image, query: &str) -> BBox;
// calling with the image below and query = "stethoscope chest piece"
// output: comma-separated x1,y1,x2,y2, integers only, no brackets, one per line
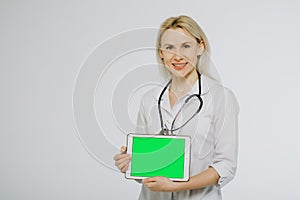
159,128,170,135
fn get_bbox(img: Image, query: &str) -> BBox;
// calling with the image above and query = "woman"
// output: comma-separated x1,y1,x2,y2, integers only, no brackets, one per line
114,15,239,200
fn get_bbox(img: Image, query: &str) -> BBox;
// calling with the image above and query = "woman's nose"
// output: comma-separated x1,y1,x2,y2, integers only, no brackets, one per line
169,46,184,61
173,51,184,61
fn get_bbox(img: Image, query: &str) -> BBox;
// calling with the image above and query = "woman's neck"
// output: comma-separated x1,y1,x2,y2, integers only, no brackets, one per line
170,69,198,96
169,69,198,108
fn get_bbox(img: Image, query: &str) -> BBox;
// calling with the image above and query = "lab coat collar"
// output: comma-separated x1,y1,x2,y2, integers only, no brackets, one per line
153,75,212,112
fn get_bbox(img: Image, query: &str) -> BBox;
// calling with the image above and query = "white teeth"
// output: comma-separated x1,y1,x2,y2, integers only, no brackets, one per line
173,63,186,67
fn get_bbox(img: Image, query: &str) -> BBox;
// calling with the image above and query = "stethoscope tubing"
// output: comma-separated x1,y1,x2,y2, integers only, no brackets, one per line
158,71,203,135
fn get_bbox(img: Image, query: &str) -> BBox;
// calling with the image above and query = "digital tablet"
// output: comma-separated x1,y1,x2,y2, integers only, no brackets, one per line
125,133,191,181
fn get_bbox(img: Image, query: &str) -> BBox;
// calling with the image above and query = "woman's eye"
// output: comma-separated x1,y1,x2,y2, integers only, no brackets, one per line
183,44,190,48
165,45,173,50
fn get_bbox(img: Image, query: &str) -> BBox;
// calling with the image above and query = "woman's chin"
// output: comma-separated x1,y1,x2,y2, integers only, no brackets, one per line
169,67,195,78
170,70,188,78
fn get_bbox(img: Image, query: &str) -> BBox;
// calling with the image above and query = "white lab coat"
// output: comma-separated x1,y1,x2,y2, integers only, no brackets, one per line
135,75,239,200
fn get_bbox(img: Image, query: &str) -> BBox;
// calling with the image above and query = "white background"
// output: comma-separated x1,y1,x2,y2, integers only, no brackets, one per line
1,0,300,199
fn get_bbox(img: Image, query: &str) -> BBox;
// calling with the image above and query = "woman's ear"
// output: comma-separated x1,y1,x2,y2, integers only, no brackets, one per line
197,41,205,56
159,49,164,61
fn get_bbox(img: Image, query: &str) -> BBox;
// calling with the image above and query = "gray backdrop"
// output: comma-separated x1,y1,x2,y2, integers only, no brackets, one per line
1,0,300,199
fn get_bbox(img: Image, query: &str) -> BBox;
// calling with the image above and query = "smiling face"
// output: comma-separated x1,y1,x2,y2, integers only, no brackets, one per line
159,28,203,78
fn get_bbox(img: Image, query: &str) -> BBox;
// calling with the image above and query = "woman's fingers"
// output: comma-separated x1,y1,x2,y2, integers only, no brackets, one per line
113,146,130,173
113,146,127,161
120,160,130,173
114,152,131,172
142,177,157,183
115,154,131,166
116,157,130,172
114,152,130,161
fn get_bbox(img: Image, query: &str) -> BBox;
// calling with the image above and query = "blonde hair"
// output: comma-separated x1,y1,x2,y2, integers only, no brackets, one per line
156,15,211,79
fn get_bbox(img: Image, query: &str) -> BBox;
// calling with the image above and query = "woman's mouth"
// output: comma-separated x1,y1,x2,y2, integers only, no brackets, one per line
172,62,188,70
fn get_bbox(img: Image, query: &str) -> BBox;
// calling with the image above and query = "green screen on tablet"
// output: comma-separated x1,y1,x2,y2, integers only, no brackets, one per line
126,134,190,181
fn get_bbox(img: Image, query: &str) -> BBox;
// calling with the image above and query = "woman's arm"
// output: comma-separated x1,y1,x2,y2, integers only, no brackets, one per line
142,167,220,192
143,89,239,192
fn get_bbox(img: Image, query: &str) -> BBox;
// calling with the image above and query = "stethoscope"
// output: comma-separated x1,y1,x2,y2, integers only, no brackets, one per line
158,71,203,135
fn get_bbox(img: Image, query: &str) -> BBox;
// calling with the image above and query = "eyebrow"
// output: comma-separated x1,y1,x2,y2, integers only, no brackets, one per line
161,42,193,46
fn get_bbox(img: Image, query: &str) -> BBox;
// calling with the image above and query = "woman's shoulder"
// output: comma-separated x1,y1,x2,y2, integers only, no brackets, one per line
202,75,239,112
139,85,162,108
202,75,235,96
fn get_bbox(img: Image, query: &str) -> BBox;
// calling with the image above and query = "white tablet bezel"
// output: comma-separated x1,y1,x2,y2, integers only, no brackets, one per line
125,133,191,182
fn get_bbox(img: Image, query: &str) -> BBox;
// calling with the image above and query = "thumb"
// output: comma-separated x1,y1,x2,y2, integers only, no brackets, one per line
120,146,127,154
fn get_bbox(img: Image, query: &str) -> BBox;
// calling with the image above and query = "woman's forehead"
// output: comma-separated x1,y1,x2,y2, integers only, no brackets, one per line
160,28,197,44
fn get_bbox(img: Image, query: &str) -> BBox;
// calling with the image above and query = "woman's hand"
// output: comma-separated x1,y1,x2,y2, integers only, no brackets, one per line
113,146,131,173
142,176,177,192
